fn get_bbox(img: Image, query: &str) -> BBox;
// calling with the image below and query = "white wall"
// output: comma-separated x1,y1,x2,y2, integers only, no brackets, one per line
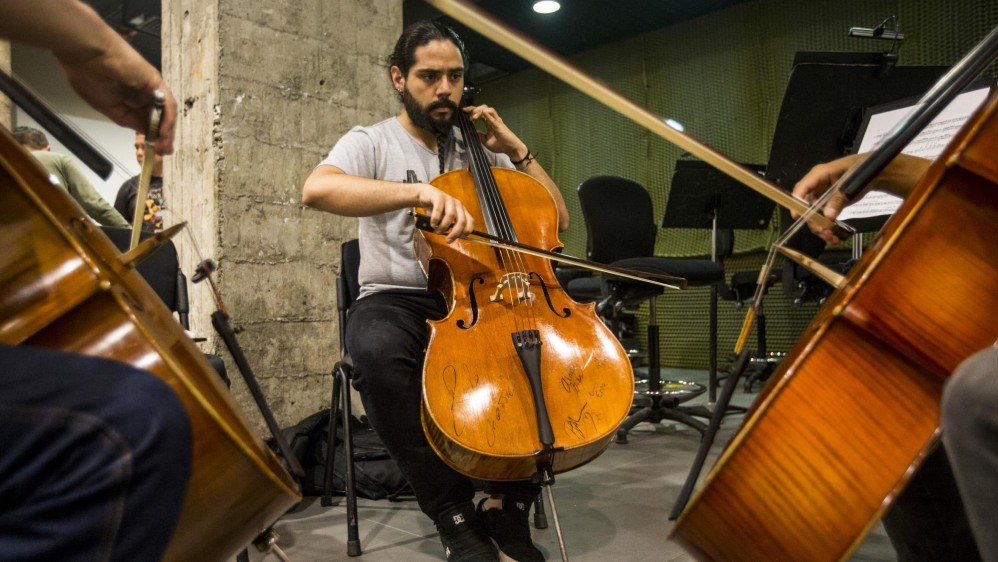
12,44,140,203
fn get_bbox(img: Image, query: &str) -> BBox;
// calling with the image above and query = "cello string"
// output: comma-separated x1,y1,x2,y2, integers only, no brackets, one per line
460,111,537,333
458,113,524,331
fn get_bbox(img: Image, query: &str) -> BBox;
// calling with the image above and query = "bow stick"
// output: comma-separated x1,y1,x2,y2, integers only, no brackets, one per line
129,90,166,249
411,211,688,290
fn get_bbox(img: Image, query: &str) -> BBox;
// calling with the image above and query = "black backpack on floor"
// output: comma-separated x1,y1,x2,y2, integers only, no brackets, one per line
271,408,414,501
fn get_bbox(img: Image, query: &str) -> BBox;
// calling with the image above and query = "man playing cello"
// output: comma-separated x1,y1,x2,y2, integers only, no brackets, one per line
302,20,569,562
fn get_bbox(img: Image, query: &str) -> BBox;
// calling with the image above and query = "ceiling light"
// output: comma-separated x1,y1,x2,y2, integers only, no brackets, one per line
533,1,561,14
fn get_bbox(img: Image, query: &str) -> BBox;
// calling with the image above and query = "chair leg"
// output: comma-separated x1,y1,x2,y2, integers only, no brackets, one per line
533,492,548,529
321,371,342,507
340,368,361,557
615,297,707,444
323,363,362,557
709,283,718,402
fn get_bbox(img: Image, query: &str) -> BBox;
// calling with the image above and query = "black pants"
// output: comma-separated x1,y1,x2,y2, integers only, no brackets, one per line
881,443,981,562
346,291,536,522
0,345,191,561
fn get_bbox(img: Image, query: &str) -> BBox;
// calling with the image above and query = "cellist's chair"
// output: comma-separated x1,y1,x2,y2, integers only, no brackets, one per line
321,238,362,556
101,226,189,326
566,176,720,443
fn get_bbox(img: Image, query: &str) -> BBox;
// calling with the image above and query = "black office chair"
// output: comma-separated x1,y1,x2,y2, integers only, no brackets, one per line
566,176,722,443
320,238,362,556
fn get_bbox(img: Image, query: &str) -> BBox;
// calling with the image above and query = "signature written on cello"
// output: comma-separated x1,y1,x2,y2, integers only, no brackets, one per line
485,387,514,448
560,370,607,398
561,351,598,394
589,382,607,398
566,403,600,440
561,370,582,393
442,363,482,437
440,363,514,448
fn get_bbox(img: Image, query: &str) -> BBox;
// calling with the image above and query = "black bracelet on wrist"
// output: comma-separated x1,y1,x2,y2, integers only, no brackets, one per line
511,149,537,167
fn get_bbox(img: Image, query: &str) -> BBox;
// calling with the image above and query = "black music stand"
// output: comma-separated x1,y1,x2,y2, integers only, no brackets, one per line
767,52,947,304
661,159,772,402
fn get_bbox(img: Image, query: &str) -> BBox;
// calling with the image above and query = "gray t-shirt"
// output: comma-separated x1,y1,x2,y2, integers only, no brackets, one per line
319,117,513,299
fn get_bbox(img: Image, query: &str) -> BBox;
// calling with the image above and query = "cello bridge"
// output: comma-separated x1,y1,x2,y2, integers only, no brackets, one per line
490,272,533,304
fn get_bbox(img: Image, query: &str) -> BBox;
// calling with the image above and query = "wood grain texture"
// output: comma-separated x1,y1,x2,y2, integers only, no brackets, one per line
420,167,635,481
672,91,998,561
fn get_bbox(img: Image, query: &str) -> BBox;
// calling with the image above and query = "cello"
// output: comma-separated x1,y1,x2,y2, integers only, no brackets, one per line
0,124,301,560
418,97,636,483
668,78,998,562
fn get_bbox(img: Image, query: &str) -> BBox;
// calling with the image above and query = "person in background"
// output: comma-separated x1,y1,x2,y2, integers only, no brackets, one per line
115,131,165,232
13,125,129,227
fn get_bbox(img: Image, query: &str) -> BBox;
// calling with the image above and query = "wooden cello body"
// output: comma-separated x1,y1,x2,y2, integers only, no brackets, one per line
418,120,635,481
671,91,998,560
0,127,301,562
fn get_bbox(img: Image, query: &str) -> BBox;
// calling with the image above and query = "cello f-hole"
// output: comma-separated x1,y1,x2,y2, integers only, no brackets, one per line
529,272,570,318
456,276,484,329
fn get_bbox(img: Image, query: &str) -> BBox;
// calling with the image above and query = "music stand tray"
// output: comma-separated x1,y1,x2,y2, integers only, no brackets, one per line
662,160,772,231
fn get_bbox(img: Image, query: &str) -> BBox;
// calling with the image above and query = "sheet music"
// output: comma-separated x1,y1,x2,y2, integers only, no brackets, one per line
838,86,991,221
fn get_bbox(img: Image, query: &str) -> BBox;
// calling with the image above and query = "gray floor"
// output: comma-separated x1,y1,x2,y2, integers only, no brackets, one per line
248,367,897,562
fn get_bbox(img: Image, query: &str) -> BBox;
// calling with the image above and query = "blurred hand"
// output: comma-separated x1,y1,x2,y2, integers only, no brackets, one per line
0,1,176,154
791,156,858,244
56,41,177,155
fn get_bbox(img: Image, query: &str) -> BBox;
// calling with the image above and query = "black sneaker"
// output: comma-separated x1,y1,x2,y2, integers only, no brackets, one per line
437,502,500,561
478,497,545,562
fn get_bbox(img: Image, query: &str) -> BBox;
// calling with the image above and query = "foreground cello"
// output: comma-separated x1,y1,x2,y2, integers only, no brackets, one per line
418,104,635,482
0,127,301,562
670,89,998,561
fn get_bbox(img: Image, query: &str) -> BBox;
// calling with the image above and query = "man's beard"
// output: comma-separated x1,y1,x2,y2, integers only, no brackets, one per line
401,87,458,136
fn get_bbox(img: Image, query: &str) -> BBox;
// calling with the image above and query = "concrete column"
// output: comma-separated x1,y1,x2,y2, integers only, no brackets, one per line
162,0,400,426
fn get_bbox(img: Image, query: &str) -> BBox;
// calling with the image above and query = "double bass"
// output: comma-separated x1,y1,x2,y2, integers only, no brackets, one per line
418,99,636,482
0,125,301,561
